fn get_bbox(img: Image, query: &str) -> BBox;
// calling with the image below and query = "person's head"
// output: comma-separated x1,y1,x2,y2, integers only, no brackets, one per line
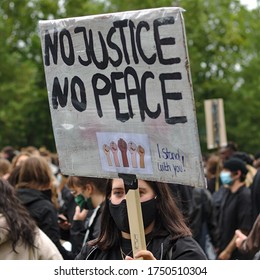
91,179,191,250
205,154,222,179
232,151,254,166
1,146,16,162
0,158,11,178
11,151,31,168
67,176,108,210
0,178,36,252
220,157,248,186
253,152,260,169
21,146,40,157
7,165,22,187
219,141,238,163
16,156,52,191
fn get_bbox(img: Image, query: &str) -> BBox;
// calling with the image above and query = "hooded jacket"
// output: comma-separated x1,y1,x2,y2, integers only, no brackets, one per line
16,188,73,259
0,214,63,260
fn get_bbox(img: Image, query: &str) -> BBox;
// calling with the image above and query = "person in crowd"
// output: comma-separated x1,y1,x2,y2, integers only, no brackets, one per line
205,154,222,194
21,145,40,157
7,165,22,188
168,183,219,259
232,151,257,187
188,186,220,259
15,156,74,259
217,158,253,260
235,214,260,260
76,178,207,260
11,151,31,169
250,154,260,222
0,158,11,180
0,178,63,260
253,152,260,169
66,176,108,256
1,146,17,163
219,141,238,163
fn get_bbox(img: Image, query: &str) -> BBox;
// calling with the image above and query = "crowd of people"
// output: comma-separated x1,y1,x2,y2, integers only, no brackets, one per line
0,142,259,260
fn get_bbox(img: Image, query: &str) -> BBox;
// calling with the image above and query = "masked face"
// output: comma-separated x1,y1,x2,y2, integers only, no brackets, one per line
74,194,94,210
109,197,157,233
220,171,233,186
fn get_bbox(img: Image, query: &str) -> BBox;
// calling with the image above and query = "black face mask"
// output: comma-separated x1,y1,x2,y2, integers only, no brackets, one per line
109,197,157,233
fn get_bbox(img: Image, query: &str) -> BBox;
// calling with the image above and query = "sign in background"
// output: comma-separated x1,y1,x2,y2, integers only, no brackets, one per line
204,98,227,150
39,7,205,187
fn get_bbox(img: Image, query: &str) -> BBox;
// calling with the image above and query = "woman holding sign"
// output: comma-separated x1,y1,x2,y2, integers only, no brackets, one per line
76,179,207,260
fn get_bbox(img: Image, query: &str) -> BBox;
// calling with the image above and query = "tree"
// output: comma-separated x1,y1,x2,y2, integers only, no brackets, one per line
0,0,259,155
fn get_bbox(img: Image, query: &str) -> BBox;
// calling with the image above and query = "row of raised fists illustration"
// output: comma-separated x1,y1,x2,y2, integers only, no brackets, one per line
103,138,145,168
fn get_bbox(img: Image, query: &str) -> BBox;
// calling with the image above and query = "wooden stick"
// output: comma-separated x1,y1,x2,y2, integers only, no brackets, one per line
119,173,146,259
126,188,146,259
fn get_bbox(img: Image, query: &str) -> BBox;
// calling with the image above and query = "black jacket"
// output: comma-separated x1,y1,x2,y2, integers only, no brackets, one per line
75,235,207,260
16,188,74,259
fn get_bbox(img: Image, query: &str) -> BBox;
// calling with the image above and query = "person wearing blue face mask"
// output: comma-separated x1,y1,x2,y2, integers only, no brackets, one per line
67,176,108,256
217,158,253,260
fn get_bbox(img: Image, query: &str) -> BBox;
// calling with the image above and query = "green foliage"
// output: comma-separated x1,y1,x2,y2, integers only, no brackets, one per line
0,0,259,154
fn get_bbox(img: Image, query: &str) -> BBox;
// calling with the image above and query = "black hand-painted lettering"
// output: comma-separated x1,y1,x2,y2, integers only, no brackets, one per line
129,20,139,64
124,66,141,119
44,28,58,66
154,17,180,65
74,26,92,66
107,26,123,67
140,72,161,121
52,77,68,109
92,73,111,117
113,20,130,64
87,30,108,70
111,72,129,122
59,29,75,66
71,76,86,112
136,21,156,65
159,73,187,124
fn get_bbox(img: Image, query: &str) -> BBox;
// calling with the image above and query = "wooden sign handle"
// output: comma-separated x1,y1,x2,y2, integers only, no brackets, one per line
119,173,146,259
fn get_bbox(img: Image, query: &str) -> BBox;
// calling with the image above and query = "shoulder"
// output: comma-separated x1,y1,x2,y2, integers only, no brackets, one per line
35,228,63,260
0,214,10,245
168,236,207,260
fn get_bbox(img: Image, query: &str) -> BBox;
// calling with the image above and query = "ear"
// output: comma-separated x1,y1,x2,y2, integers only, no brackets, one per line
235,170,242,178
86,183,94,194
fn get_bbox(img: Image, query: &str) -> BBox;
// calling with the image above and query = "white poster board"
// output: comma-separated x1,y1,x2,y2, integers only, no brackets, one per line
39,7,205,187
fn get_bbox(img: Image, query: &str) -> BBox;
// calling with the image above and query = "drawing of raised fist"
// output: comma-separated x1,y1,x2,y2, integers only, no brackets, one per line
110,141,120,167
103,144,112,166
137,145,145,168
128,141,137,168
118,138,129,167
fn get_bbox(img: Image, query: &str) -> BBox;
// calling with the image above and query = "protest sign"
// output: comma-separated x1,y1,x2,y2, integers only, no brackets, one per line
39,7,205,188
204,98,227,150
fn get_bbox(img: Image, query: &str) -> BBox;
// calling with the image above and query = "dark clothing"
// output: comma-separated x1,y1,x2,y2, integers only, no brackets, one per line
70,204,103,255
75,235,207,260
16,188,73,259
168,184,193,219
58,186,77,223
250,170,260,221
218,185,253,259
189,187,220,249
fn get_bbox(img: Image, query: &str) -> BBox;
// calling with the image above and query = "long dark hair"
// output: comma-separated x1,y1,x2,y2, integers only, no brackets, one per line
0,179,37,253
90,180,191,250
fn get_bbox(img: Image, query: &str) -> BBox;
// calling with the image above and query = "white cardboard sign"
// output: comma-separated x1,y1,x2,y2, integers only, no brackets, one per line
39,7,205,187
